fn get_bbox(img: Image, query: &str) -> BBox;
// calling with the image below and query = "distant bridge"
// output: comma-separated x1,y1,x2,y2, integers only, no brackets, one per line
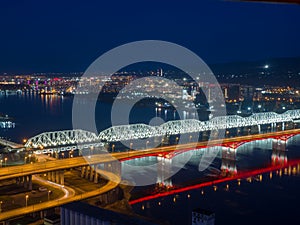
0,138,23,149
24,109,300,151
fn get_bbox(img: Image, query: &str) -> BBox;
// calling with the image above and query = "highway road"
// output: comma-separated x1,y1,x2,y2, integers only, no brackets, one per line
0,138,23,149
1,129,300,181
0,129,300,221
0,169,120,221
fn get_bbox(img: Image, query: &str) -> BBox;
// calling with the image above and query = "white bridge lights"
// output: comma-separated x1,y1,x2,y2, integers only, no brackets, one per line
25,109,300,150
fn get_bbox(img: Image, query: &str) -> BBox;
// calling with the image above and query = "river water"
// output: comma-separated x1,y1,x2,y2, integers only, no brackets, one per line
1,93,300,225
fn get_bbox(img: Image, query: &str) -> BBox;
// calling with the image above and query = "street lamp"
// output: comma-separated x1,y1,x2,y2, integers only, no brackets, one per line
24,156,27,164
0,159,2,168
25,195,29,207
48,190,51,201
176,137,179,144
146,141,150,149
4,158,7,167
69,150,73,158
189,135,192,142
89,146,94,156
112,144,115,152
0,201,2,212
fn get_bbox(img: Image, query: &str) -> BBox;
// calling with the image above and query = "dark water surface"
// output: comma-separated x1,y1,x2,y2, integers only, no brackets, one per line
1,93,300,225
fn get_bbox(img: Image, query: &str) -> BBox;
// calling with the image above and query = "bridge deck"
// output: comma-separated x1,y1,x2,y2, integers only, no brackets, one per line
0,138,24,149
1,129,300,181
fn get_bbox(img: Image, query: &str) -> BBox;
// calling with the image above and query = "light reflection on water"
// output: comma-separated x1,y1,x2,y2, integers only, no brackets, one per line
2,93,300,224
129,140,300,225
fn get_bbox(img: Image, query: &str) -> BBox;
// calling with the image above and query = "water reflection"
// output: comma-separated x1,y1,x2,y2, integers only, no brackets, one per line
128,137,300,225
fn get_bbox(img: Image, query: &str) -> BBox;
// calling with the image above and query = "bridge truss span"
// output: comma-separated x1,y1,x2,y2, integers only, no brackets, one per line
24,109,300,147
98,124,158,142
25,129,100,149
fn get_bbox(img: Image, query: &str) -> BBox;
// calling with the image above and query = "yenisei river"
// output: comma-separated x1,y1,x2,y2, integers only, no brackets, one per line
1,93,300,225
0,93,184,143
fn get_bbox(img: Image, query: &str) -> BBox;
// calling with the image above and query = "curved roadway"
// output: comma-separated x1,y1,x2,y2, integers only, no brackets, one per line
0,129,300,221
0,169,120,221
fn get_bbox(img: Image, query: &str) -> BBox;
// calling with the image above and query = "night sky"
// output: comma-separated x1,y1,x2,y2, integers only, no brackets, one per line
0,0,299,73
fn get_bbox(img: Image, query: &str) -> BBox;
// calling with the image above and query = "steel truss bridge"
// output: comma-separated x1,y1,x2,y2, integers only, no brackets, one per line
24,109,300,152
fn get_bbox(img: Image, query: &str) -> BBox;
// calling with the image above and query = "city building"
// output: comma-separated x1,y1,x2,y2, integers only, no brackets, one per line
61,202,159,225
44,214,61,225
192,208,215,225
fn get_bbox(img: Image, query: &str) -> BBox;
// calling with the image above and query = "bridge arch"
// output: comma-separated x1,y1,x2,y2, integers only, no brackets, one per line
25,129,99,149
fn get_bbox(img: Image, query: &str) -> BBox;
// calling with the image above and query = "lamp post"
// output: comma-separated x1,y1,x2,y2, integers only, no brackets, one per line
48,190,51,201
89,146,94,156
146,141,149,149
0,201,2,212
25,195,29,207
0,159,2,168
226,130,230,137
4,158,7,167
112,144,115,153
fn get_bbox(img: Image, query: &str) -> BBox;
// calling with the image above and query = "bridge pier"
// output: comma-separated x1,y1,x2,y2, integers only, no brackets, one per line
89,165,95,182
59,170,64,185
221,147,237,176
81,166,86,178
272,139,287,165
85,166,91,179
51,171,55,182
55,171,60,184
54,171,64,185
272,139,287,152
47,172,51,180
16,175,32,190
79,164,113,184
258,124,261,134
271,122,276,132
156,156,172,187
45,171,64,185
28,175,32,190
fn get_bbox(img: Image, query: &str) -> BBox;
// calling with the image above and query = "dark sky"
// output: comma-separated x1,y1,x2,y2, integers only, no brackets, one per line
0,0,299,73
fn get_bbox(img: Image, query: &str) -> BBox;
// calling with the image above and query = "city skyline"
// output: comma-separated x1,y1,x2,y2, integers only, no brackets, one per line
1,1,300,225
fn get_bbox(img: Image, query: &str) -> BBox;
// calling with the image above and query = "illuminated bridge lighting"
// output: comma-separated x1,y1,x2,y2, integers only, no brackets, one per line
24,109,300,151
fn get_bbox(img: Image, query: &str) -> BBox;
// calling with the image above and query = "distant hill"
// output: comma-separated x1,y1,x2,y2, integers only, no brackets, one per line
118,57,300,87
210,57,300,87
